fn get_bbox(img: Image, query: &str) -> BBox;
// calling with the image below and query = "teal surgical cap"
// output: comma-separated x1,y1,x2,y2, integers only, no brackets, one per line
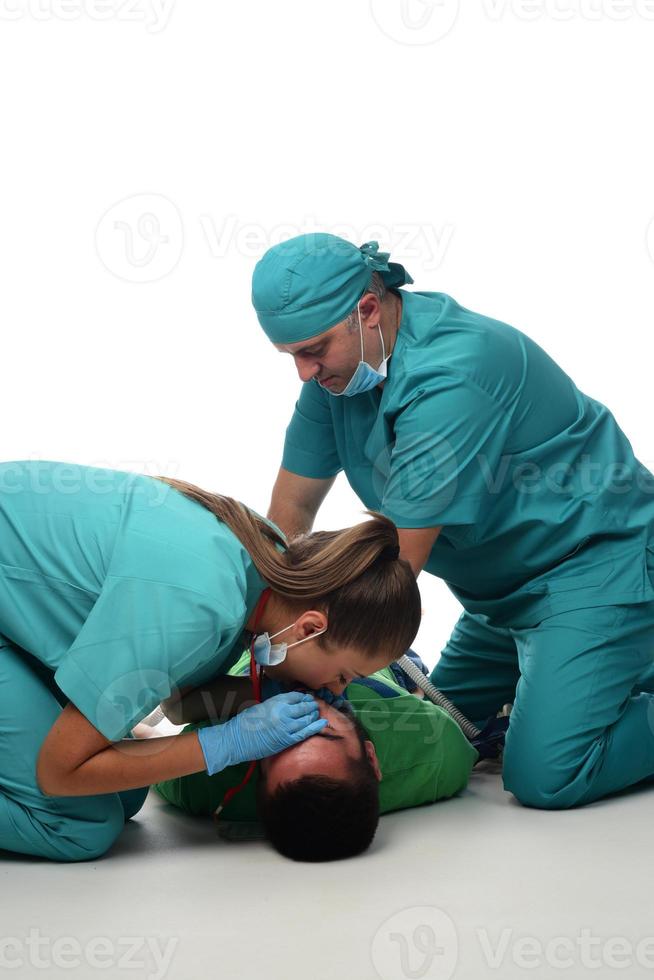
251,233,414,344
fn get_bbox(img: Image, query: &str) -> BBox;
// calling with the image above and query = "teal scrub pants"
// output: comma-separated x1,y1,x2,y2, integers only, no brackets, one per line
431,602,654,809
0,636,149,862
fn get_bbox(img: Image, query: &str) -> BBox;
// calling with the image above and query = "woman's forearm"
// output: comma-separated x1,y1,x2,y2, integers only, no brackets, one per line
37,702,209,797
39,678,258,797
41,729,207,797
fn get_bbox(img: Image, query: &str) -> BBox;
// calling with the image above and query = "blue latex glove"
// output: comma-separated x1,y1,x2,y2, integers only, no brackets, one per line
197,692,327,775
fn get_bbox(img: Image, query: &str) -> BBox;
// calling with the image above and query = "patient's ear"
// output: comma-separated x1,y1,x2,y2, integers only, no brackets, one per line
364,741,382,781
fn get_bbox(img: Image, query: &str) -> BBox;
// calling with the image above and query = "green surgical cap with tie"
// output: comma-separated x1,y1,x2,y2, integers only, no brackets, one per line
251,233,414,344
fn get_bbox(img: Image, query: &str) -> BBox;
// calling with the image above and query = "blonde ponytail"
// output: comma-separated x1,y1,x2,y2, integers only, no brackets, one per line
155,476,421,660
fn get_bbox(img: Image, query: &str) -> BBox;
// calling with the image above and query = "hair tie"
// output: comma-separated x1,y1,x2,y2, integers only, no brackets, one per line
380,543,400,562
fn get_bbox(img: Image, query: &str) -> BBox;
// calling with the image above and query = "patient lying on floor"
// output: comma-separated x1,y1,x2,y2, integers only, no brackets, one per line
153,653,479,862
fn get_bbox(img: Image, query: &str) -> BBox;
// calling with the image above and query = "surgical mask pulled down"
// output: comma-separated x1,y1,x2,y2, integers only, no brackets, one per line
253,621,328,667
329,301,390,398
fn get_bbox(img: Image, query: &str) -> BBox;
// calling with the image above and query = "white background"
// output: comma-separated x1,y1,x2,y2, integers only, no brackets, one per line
1,0,653,668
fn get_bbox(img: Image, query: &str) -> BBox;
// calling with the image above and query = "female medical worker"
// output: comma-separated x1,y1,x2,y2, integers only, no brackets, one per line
0,460,421,862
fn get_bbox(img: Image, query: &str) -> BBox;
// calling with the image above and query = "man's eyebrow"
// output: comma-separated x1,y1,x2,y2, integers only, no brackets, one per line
292,341,327,356
315,731,345,741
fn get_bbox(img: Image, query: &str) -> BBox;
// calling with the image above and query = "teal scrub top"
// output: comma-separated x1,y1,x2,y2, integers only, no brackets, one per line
0,461,267,740
282,291,654,627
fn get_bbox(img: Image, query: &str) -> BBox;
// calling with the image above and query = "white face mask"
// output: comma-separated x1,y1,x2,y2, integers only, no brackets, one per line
252,621,328,667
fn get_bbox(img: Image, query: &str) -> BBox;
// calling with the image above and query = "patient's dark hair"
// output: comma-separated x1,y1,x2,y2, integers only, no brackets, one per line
256,714,380,862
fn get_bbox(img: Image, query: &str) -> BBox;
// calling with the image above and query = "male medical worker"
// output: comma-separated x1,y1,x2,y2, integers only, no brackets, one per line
251,232,654,811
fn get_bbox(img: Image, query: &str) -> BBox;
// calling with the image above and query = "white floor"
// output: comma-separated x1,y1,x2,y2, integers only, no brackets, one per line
3,759,654,980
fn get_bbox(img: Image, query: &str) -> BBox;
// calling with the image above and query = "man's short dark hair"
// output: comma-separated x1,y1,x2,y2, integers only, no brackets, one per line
256,713,380,862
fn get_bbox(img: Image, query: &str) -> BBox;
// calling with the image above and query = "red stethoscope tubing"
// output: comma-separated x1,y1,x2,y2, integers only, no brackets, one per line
212,588,272,820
